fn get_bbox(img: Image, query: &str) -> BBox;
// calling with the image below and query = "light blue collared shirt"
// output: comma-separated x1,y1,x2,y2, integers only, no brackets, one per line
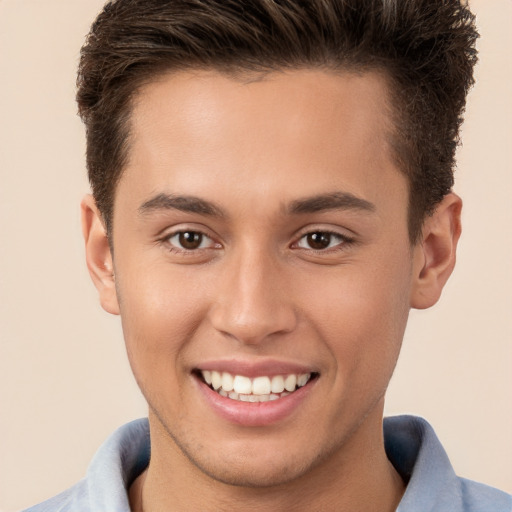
24,415,512,511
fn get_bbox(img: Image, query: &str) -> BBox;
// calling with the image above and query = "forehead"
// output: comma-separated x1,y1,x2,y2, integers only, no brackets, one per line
129,68,393,159
118,68,405,218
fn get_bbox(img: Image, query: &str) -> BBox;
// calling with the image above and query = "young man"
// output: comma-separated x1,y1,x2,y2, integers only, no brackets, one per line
24,0,512,511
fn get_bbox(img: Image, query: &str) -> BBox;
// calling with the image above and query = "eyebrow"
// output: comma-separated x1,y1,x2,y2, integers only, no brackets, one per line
138,191,375,219
288,192,376,215
138,193,226,218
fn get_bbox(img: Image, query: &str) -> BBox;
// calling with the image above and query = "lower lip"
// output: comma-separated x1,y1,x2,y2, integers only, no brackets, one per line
195,377,316,427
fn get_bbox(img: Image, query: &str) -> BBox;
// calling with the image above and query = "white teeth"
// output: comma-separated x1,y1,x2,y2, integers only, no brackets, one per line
200,370,314,400
211,371,222,390
297,373,309,387
233,375,252,394
271,375,285,393
284,374,297,392
203,370,212,385
221,372,234,392
252,376,271,395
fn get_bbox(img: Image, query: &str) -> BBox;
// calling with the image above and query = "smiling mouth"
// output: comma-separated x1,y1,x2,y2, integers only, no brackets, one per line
196,370,319,402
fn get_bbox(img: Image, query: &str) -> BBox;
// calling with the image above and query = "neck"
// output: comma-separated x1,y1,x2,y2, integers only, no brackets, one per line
129,408,405,512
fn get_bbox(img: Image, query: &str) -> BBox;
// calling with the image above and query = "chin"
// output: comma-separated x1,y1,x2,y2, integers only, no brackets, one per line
186,448,314,489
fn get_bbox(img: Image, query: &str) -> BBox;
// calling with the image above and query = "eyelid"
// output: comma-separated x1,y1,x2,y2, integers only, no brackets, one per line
291,226,356,251
158,225,222,252
296,232,345,249
168,231,215,250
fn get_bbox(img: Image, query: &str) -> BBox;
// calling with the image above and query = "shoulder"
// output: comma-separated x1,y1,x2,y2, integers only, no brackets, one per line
22,480,89,512
386,415,512,512
457,478,512,512
22,418,150,512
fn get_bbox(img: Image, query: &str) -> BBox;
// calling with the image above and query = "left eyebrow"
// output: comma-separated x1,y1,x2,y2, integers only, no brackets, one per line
138,193,226,218
288,192,376,215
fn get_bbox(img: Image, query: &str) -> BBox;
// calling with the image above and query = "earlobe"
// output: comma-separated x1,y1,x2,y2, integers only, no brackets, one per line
81,195,120,315
410,193,462,310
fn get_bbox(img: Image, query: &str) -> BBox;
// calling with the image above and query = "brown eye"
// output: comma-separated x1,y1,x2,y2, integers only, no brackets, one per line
296,231,347,251
306,232,333,250
167,231,212,250
179,231,203,249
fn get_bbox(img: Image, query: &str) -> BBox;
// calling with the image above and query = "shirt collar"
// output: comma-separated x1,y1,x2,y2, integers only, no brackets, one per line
385,415,464,512
86,419,150,511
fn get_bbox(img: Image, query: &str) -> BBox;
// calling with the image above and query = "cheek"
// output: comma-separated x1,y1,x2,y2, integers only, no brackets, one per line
300,257,411,376
115,261,210,380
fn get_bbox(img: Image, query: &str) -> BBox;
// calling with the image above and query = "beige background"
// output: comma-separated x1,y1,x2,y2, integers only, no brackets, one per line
0,0,510,510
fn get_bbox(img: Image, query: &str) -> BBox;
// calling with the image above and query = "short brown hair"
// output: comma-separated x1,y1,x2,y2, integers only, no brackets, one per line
77,0,478,242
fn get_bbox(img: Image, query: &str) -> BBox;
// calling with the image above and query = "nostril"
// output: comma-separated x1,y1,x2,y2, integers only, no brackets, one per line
209,309,298,346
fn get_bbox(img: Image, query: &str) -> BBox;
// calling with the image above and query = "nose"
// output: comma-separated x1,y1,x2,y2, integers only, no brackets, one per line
208,247,298,345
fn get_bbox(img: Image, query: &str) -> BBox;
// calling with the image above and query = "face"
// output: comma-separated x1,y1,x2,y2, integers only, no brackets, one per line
105,69,418,486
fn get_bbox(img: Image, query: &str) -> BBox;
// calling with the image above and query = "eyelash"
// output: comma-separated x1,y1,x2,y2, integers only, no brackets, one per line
160,228,355,254
294,230,355,252
161,229,218,253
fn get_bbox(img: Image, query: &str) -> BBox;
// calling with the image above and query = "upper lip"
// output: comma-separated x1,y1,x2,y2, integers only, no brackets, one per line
194,358,318,378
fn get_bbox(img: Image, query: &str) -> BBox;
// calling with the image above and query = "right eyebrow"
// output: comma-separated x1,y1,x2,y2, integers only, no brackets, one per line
138,193,226,218
287,192,376,215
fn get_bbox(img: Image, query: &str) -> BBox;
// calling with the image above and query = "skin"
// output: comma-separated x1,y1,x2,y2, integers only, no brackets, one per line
82,69,461,511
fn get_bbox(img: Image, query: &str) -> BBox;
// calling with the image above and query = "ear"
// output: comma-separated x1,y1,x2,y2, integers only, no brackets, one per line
81,195,120,315
410,193,462,310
